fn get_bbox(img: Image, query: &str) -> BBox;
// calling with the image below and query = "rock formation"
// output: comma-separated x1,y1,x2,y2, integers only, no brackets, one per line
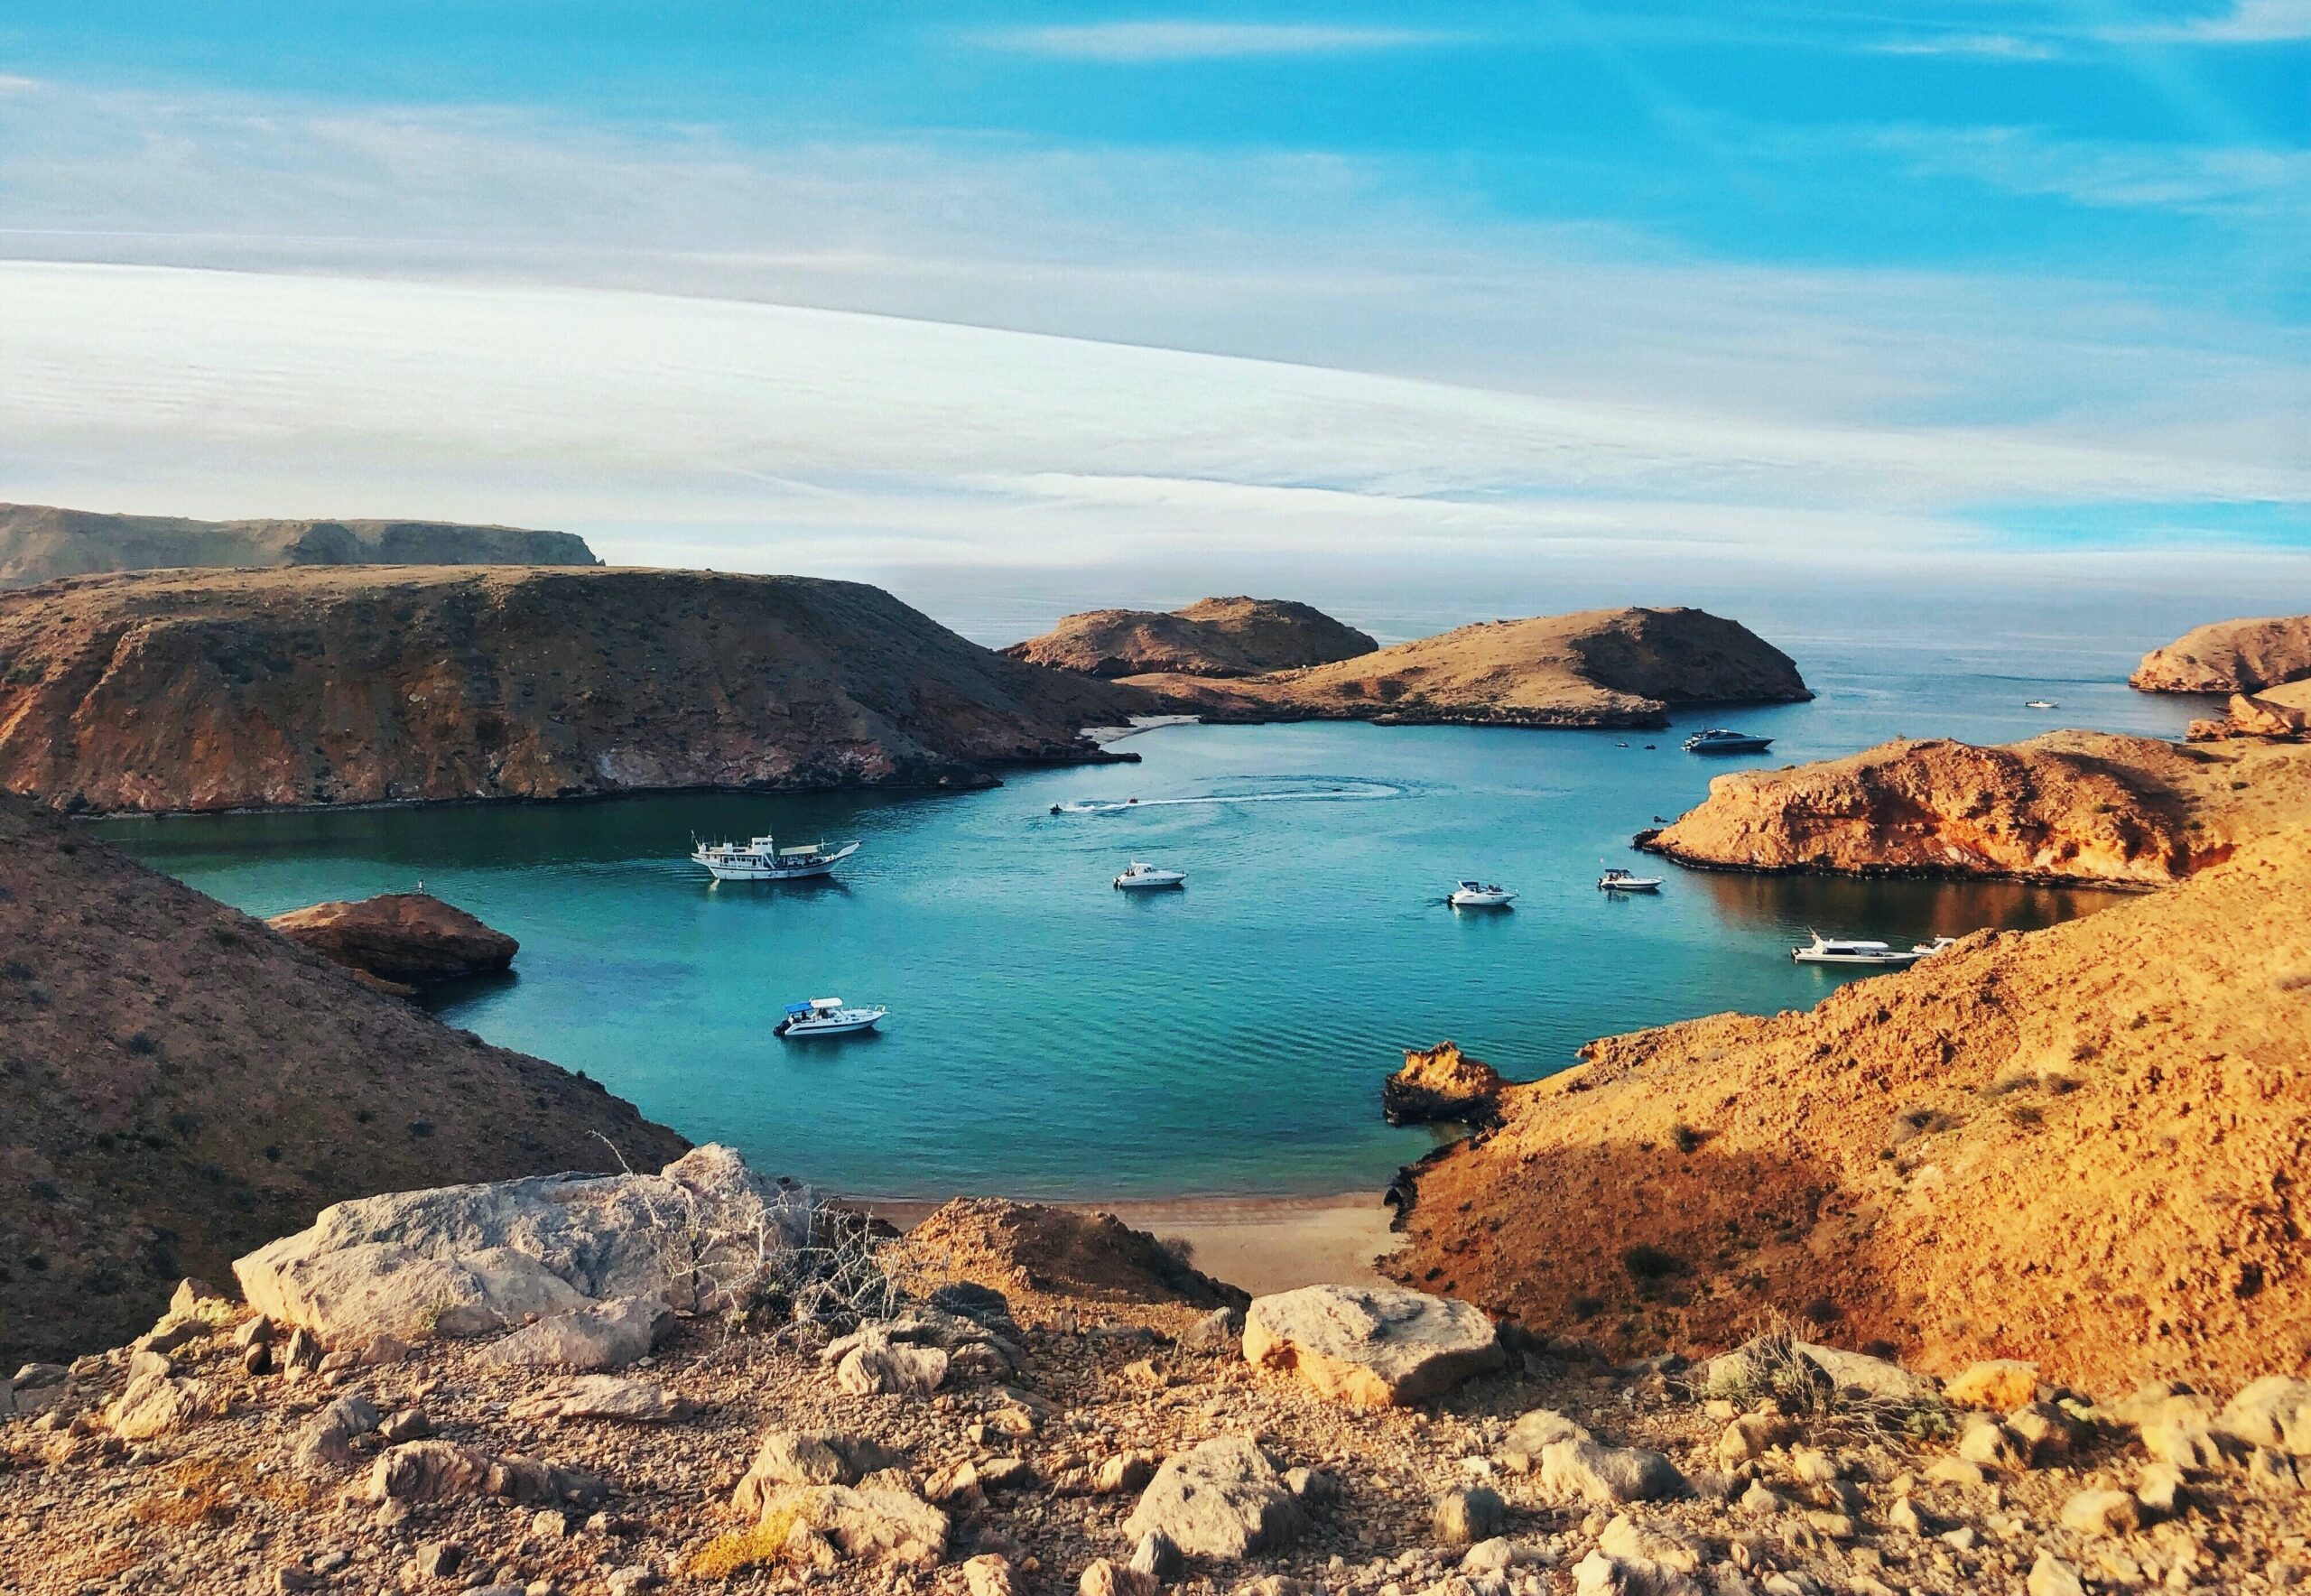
0,795,688,1365
1003,598,1378,679
1381,1042,1506,1126
1123,608,1808,730
1638,730,2311,887
266,893,518,985
2130,614,2311,694
0,565,1148,812
1386,823,2311,1392
1241,1284,1504,1407
0,500,599,589
2187,682,2311,744
899,1198,1249,1312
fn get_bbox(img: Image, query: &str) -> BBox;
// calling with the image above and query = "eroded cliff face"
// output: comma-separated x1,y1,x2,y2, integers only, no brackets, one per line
1002,597,1378,679
1388,824,2311,1391
1639,732,2311,887
0,567,1147,812
2132,614,2311,694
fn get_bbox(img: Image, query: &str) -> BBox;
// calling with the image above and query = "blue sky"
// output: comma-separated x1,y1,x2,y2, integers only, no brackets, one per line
0,3,2303,579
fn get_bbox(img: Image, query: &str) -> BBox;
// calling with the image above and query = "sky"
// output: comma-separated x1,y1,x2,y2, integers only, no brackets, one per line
0,2,2304,596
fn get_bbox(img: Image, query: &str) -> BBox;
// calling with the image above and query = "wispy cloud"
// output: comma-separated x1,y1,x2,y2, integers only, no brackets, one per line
979,21,1460,62
1868,33,2059,60
2107,0,2311,43
1873,125,2311,217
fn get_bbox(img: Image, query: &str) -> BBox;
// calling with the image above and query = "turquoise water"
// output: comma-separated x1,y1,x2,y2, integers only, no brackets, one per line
93,640,2206,1201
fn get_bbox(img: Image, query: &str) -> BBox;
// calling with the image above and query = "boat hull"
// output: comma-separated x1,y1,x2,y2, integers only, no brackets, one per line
1792,951,1925,967
697,858,840,882
779,1017,882,1037
1115,877,1186,891
1450,894,1517,908
1599,880,1663,893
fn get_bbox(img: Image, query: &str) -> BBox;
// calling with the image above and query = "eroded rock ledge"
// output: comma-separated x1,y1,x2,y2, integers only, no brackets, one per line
267,893,518,988
2131,613,2311,694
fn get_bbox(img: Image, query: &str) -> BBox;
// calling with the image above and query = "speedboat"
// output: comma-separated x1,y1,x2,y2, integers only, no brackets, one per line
2026,700,2058,710
775,998,886,1038
1114,861,1186,891
691,831,860,882
1598,868,1664,893
1910,935,1962,956
1684,728,1774,754
1791,932,1927,968
1449,880,1517,908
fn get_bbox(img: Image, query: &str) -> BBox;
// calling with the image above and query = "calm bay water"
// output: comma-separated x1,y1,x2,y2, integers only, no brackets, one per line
93,627,2210,1201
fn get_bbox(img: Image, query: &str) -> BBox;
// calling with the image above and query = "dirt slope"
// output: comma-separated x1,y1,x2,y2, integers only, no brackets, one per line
0,566,1147,812
1639,731,2311,886
1125,607,1808,730
1003,597,1378,679
0,502,599,589
1387,824,2311,1391
0,796,689,1365
2131,614,2311,693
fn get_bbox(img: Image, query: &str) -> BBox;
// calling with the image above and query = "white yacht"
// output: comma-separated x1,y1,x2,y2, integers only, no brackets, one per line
2025,700,2058,710
1114,861,1187,891
1791,931,1928,967
775,998,886,1038
1684,728,1775,754
1449,880,1517,908
1598,868,1665,893
1911,935,1962,957
691,832,860,882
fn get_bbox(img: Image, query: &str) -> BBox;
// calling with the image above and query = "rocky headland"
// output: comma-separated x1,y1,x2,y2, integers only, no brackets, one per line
2187,682,2311,744
266,895,521,990
0,502,599,589
1381,1044,1506,1127
2130,615,2311,695
0,567,1148,813
1004,599,1378,680
1121,608,1808,731
1636,731,2311,887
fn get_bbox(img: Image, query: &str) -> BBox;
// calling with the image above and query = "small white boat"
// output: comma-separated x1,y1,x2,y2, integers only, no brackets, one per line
1449,880,1517,908
1114,861,1187,891
1911,935,1962,956
1598,868,1664,893
1791,931,1927,968
775,998,886,1038
691,831,860,882
1684,728,1774,754
2025,700,2058,710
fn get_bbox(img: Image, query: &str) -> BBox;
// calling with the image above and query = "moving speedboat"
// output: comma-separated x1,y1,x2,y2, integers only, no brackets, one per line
1791,932,1928,967
1449,880,1517,908
1114,861,1187,890
775,998,886,1038
1684,728,1775,754
691,832,860,882
2025,700,2058,710
1598,868,1665,893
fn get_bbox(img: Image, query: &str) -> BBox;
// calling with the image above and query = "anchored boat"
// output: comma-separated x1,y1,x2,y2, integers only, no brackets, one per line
1114,861,1187,891
1598,868,1664,893
1684,728,1774,754
1791,931,1928,968
1449,880,1517,908
691,831,860,882
775,998,886,1038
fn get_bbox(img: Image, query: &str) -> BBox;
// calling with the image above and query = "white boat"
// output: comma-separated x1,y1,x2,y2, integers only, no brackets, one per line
1684,728,1774,754
1911,935,1962,956
1791,931,1927,967
691,832,860,882
775,997,886,1038
1114,861,1187,891
1598,868,1665,893
1449,880,1517,908
2025,700,2058,710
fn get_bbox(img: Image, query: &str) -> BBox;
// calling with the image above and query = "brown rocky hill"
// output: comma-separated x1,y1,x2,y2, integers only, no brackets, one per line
1387,823,2311,1392
1124,607,1808,730
1638,730,2311,887
0,796,689,1366
0,502,599,589
1002,597,1378,679
2131,614,2311,694
0,566,1147,813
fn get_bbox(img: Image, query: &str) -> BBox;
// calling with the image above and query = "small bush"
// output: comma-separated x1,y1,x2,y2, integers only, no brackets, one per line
684,1510,800,1580
1620,1244,1686,1283
1671,1124,1703,1155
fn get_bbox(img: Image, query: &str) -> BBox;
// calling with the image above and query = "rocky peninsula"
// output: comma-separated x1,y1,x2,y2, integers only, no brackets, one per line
1005,598,1378,680
1122,608,1808,731
267,894,521,990
0,566,1147,813
1637,731,2311,887
2130,614,2311,695
0,502,599,589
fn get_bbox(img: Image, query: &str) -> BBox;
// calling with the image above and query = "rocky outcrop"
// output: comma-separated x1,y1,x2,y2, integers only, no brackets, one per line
1382,1042,1505,1125
1119,1436,1302,1558
1003,598,1378,680
1638,730,2311,887
2188,682,2311,743
0,565,1148,813
265,892,517,984
1385,823,2311,1392
1242,1285,1504,1407
1125,608,1808,730
0,795,687,1367
0,500,599,589
899,1198,1249,1312
2131,614,2311,693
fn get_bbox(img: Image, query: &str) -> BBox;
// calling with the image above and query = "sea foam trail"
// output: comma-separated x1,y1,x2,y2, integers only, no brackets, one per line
1054,782,1403,814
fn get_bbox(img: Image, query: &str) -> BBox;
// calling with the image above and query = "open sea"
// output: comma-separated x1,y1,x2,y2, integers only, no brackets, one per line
92,588,2223,1201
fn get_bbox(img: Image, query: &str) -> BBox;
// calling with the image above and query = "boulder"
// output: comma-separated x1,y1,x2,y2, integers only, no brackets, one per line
836,1336,950,1397
292,1394,382,1477
2027,1552,2086,1596
1536,1439,1687,1506
1383,1043,1506,1126
754,1484,948,1568
1243,1285,1504,1407
733,1431,905,1515
233,1145,811,1344
2059,1488,2140,1537
266,893,519,983
964,1555,1021,1596
1432,1486,1506,1546
1120,1436,1303,1559
515,1376,690,1424
2219,1376,2311,1455
1081,1561,1160,1596
1499,1407,1593,1472
480,1297,674,1371
1943,1359,2038,1411
104,1372,218,1441
371,1441,492,1503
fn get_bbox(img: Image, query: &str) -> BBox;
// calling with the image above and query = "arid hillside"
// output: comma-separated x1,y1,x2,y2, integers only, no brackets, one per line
2131,614,2311,694
1639,731,2311,887
1003,597,1378,679
1125,607,1808,729
0,796,690,1365
0,502,599,589
1387,824,2311,1392
0,566,1147,812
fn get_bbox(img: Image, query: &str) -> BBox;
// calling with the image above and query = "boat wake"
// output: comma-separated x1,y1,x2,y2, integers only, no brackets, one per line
1052,780,1404,815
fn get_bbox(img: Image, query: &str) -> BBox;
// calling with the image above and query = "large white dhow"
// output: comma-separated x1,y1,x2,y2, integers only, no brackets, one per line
690,831,860,883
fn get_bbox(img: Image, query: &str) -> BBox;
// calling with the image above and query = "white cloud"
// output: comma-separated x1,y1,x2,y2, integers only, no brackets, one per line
1869,33,2059,60
978,21,1459,61
2111,0,2311,42
1872,125,2311,216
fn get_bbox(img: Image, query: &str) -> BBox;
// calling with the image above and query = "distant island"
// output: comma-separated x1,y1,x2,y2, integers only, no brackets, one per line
0,501,600,589
1003,596,1378,678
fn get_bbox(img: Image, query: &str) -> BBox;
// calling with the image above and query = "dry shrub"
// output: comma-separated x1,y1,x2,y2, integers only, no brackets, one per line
684,1508,800,1580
